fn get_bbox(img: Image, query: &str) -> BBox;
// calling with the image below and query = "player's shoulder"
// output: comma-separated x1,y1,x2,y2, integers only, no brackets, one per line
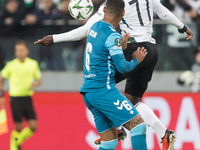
101,21,120,36
1,58,17,71
26,57,39,65
90,20,119,38
6,58,17,65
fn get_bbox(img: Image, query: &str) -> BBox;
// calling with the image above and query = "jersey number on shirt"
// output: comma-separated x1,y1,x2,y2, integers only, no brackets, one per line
85,42,93,71
128,0,151,26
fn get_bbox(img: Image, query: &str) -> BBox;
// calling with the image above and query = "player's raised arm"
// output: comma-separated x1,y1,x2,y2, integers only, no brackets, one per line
153,0,193,40
34,9,103,47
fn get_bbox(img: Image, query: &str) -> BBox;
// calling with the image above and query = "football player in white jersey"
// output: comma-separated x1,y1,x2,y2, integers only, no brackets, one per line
35,0,193,149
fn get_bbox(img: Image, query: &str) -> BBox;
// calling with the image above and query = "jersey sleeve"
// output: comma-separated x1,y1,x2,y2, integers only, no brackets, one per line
105,33,123,56
33,61,42,79
53,5,104,43
1,62,11,79
153,0,184,29
105,33,139,74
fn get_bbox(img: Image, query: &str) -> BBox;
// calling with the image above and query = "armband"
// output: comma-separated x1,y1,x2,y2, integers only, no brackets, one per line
0,90,4,97
178,25,187,33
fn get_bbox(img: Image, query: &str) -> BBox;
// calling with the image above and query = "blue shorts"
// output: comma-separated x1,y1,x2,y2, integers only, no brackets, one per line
81,87,139,133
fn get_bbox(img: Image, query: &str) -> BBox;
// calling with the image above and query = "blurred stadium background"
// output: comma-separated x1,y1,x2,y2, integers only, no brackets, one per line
0,0,200,149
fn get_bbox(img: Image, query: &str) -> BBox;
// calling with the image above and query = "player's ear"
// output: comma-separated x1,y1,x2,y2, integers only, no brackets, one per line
122,10,125,16
103,6,106,13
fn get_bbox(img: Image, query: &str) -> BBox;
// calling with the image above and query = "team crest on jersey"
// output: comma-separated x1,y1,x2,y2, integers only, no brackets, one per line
115,38,122,47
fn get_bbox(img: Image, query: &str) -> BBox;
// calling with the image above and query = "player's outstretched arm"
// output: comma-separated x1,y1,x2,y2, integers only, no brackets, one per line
34,35,53,47
153,0,193,40
34,12,102,47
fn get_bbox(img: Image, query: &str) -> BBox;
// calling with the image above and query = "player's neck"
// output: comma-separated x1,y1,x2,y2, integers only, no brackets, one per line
103,15,120,29
18,57,26,63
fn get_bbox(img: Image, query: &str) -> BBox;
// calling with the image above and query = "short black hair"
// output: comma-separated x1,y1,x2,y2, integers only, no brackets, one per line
106,0,125,17
15,40,29,49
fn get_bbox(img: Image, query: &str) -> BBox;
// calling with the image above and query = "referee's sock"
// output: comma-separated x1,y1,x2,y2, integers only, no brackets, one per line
10,130,20,150
16,127,33,146
131,123,147,150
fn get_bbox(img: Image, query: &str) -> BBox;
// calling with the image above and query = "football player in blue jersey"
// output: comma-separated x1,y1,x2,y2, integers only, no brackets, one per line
80,0,148,149
35,0,193,149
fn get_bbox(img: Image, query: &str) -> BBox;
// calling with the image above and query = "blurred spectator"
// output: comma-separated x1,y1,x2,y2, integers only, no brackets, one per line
25,0,61,25
161,0,199,70
18,0,36,13
0,48,4,70
175,0,200,21
61,39,85,71
191,47,200,92
25,0,63,70
0,0,25,64
58,0,73,20
0,0,24,34
57,0,83,71
91,0,103,13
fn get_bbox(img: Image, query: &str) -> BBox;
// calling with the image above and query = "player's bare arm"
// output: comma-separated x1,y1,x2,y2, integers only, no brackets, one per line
132,47,147,63
122,33,130,51
34,35,53,47
0,76,5,108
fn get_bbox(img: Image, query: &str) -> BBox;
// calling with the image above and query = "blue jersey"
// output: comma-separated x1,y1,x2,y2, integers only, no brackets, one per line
80,20,139,92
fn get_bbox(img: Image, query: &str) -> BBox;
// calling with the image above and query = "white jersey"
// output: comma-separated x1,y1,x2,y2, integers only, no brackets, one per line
53,0,184,44
120,0,155,43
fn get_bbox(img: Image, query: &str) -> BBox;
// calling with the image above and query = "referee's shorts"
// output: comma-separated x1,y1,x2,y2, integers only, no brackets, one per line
10,96,36,122
115,42,158,97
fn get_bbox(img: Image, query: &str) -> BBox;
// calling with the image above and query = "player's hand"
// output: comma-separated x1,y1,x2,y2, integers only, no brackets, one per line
185,28,193,40
122,33,130,51
34,35,54,47
0,97,5,108
31,79,42,89
132,47,147,63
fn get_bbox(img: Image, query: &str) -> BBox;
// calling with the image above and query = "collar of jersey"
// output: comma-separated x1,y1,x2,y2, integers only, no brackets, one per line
100,20,115,30
16,57,28,64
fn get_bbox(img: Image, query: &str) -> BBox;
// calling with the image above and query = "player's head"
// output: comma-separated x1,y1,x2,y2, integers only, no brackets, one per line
104,0,125,18
41,0,54,10
6,0,19,14
194,47,200,64
15,40,29,59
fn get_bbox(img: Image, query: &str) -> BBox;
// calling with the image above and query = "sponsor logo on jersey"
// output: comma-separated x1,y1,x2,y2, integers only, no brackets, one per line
89,29,97,38
84,74,96,78
113,46,122,49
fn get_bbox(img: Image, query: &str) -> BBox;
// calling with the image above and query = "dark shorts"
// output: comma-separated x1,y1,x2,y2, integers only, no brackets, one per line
115,42,158,97
10,96,36,122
